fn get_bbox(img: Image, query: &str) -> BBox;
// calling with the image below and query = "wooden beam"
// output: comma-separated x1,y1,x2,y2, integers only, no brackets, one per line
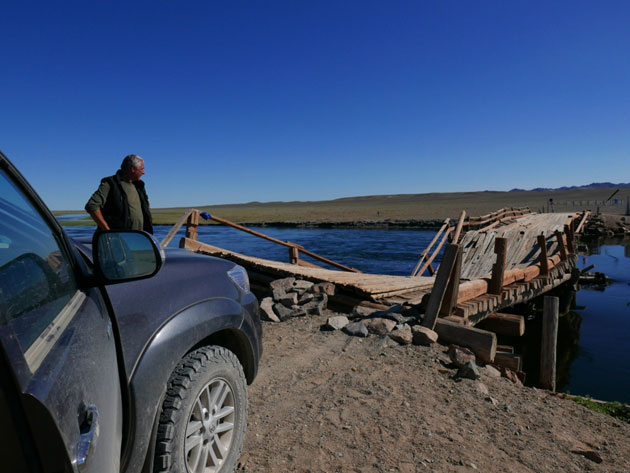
564,224,575,254
477,312,525,337
540,296,559,391
160,208,193,249
289,246,299,264
537,234,549,276
416,225,452,277
494,352,522,372
434,319,497,363
411,218,450,276
440,245,462,317
422,244,461,330
489,237,507,294
452,210,467,244
555,230,568,261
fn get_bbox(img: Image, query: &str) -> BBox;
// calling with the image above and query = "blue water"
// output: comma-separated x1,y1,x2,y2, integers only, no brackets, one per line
65,225,443,276
64,224,630,402
571,245,630,403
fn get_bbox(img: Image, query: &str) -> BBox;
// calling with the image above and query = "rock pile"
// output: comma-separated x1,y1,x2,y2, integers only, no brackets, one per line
584,215,629,237
259,277,334,322
260,277,525,387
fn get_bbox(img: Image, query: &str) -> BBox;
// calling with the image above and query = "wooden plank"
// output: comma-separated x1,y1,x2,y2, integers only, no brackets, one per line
160,208,193,248
440,244,462,317
434,319,497,363
452,210,467,244
422,244,461,330
411,219,450,276
494,352,522,371
477,312,525,337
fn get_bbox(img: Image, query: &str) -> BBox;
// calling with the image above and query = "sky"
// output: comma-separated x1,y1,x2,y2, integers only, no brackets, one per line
1,1,629,210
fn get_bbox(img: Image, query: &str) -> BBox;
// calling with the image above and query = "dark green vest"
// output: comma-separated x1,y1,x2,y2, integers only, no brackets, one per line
101,174,153,234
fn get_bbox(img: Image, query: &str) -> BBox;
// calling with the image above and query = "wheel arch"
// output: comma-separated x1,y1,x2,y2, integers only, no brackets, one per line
123,297,255,473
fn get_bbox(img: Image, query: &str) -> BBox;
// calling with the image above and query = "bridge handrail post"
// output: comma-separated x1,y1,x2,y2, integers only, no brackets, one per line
489,237,508,295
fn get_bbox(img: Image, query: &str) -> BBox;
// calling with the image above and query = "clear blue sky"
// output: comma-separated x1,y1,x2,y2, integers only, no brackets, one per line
1,1,629,210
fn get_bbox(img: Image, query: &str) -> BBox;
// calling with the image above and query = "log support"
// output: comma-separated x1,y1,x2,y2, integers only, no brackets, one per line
540,296,559,391
434,319,497,363
477,312,525,337
489,237,507,294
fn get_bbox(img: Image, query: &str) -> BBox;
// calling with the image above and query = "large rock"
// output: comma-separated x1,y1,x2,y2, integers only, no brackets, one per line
272,288,287,302
388,327,413,345
343,321,369,337
363,317,397,335
311,282,335,296
270,277,295,292
292,280,314,295
323,315,349,331
448,345,476,368
411,326,438,345
259,297,280,322
457,361,481,380
277,292,298,307
352,305,380,318
273,303,295,321
302,294,328,316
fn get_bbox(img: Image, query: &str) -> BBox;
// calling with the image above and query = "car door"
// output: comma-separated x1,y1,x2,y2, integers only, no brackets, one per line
0,160,123,472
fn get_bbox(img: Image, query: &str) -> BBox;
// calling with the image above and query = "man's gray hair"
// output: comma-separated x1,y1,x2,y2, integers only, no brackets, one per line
121,154,144,171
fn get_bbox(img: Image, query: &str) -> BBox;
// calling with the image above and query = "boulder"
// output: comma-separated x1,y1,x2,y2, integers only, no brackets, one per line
352,305,380,318
448,345,476,368
272,288,287,302
273,303,295,321
292,280,314,295
388,327,413,345
270,277,295,292
259,297,280,322
457,361,481,380
363,317,397,335
277,292,298,307
311,282,335,296
484,365,502,378
323,315,349,331
302,294,328,316
343,321,369,337
298,292,316,305
412,326,438,345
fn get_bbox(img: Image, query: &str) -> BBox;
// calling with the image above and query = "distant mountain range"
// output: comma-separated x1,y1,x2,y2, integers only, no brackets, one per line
509,182,630,192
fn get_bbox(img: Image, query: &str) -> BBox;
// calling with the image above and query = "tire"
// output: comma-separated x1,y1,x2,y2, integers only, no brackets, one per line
154,346,248,473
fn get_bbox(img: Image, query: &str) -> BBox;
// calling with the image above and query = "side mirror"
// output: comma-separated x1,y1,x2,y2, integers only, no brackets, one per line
92,231,164,283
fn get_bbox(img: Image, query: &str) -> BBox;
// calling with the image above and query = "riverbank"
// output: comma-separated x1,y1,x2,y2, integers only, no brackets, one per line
55,185,630,226
238,312,630,472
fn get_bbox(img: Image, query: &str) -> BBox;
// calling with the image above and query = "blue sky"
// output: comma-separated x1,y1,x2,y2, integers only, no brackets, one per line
1,1,629,210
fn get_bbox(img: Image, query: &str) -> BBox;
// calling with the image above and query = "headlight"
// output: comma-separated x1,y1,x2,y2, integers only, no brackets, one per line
227,265,250,293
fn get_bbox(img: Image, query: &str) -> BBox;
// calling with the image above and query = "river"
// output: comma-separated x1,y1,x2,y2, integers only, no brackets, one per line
64,224,630,403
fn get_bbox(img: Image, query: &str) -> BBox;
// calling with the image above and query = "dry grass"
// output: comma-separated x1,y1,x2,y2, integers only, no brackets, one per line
56,187,628,225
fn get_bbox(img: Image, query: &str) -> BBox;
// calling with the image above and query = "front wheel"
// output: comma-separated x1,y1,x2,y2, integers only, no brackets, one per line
154,346,248,473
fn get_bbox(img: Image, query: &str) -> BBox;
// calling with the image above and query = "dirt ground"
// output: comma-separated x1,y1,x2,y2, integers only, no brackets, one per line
237,312,630,473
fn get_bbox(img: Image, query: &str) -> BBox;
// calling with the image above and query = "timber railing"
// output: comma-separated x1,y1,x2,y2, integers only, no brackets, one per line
420,210,589,328
160,209,362,273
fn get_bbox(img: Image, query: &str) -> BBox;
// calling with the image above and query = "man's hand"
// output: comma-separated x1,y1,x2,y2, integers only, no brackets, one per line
89,209,110,231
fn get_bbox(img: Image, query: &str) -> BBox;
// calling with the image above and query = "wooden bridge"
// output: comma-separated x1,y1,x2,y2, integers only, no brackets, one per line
163,208,587,315
162,207,589,374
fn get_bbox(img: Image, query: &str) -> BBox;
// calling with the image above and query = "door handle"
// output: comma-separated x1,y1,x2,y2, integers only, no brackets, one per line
76,406,99,471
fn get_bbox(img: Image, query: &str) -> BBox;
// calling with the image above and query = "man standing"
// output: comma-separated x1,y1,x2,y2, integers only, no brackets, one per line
85,154,153,234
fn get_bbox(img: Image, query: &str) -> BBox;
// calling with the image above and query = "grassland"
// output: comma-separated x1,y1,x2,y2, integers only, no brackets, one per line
56,186,628,226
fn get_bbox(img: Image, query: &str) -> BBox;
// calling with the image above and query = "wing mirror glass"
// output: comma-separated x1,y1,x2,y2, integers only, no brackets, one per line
93,231,164,283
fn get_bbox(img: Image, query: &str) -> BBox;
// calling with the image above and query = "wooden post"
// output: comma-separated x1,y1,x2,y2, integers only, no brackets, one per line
540,296,559,391
289,246,299,264
564,224,575,254
161,208,193,249
452,210,467,244
185,210,200,240
439,245,462,317
489,237,507,294
555,230,568,261
537,234,549,276
422,244,460,330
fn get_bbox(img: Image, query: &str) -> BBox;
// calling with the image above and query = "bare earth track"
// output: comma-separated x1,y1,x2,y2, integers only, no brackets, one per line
237,313,630,473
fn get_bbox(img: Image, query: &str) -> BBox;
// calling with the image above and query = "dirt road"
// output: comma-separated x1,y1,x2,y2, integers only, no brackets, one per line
237,312,630,473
